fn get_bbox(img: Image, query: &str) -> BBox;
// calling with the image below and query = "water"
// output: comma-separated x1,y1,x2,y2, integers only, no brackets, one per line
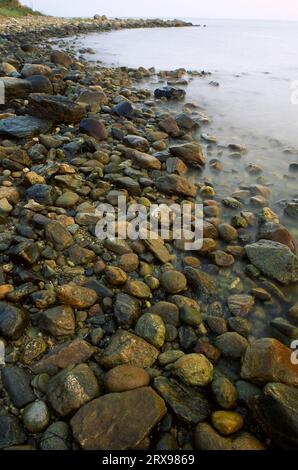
71,19,298,240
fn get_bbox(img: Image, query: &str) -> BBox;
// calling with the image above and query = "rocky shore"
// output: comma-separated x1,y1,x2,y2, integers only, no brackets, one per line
0,15,297,451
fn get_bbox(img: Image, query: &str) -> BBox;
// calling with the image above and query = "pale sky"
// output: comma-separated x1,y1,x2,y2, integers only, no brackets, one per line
22,0,298,21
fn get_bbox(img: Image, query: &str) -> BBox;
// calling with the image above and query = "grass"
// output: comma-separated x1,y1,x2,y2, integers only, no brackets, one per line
0,0,42,17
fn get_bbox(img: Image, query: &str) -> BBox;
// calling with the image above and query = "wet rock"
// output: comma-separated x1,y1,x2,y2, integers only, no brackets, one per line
153,376,210,424
251,382,298,449
51,50,73,66
166,157,187,175
160,270,187,293
104,364,150,392
150,301,179,326
156,174,196,197
143,239,172,263
32,338,94,374
114,293,141,328
172,353,213,386
68,244,95,265
236,380,261,404
258,222,296,253
0,416,26,450
228,295,255,317
241,338,298,385
2,76,32,100
154,86,186,100
47,364,100,417
45,220,73,251
218,223,238,242
23,400,50,433
119,253,139,272
105,266,127,286
39,305,75,338
40,421,70,450
194,423,265,450
245,240,298,284
71,387,166,450
58,284,98,308
211,411,244,436
2,366,35,410
79,117,107,140
0,301,28,340
184,267,217,297
158,116,180,136
26,74,53,94
284,201,298,220
0,115,52,138
124,148,161,170
28,93,86,124
100,330,158,369
180,306,202,326
211,376,238,409
123,134,150,152
169,143,205,167
215,332,248,358
26,184,54,205
210,250,234,267
135,313,166,348
176,112,198,130
8,241,40,265
125,280,151,299
22,64,52,77
113,100,134,118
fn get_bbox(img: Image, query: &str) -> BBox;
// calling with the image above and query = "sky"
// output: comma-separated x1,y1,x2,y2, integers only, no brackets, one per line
22,0,298,21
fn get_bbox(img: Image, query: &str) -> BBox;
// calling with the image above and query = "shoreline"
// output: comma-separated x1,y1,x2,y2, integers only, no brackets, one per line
0,15,297,451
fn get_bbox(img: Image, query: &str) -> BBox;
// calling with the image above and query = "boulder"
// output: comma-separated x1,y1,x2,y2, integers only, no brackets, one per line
28,93,86,124
0,116,52,138
169,143,205,167
154,86,186,100
156,174,196,198
0,301,28,340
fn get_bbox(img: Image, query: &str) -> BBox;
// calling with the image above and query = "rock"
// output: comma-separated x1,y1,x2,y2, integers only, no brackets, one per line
2,367,35,408
166,157,187,175
158,350,184,366
68,245,96,266
0,186,19,204
215,332,248,358
270,317,298,339
176,112,198,130
123,135,150,152
245,240,298,284
71,387,166,450
184,267,217,297
143,239,172,263
105,266,127,286
22,64,52,77
114,293,141,328
172,353,213,386
114,176,141,195
258,222,296,253
39,305,75,338
218,223,238,242
26,184,54,205
241,338,298,385
25,74,53,94
45,221,73,251
40,421,70,450
236,380,261,404
119,253,139,272
8,241,40,265
124,148,161,170
23,400,50,433
228,295,255,317
55,191,80,209
285,201,298,220
47,364,100,417
77,89,107,112
169,143,205,167
251,382,298,449
135,313,166,348
0,416,26,450
99,330,159,369
32,338,94,374
28,93,86,124
0,115,52,138
160,270,187,294
51,50,73,66
180,306,202,326
158,116,180,136
2,77,32,100
211,411,244,436
104,364,150,392
113,100,134,118
79,117,107,140
156,174,196,198
0,301,28,340
58,284,98,308
211,376,238,409
194,423,265,450
125,280,151,299
150,301,179,326
154,376,210,424
210,250,234,267
154,86,186,100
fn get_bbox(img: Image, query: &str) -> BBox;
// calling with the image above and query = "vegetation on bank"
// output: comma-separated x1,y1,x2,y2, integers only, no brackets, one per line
0,0,41,17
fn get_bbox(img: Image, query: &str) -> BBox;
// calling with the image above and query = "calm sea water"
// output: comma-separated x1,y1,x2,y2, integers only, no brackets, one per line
70,19,298,239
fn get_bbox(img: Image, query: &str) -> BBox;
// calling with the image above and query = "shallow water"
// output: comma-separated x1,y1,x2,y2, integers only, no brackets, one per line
72,19,298,242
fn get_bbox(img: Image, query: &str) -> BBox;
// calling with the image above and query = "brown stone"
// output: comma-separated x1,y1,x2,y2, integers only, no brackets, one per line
71,387,166,450
104,364,150,392
58,284,98,308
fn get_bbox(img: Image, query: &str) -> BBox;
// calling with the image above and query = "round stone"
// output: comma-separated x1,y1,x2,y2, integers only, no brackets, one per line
104,364,150,392
180,306,202,326
105,266,128,286
160,270,187,294
218,224,238,242
211,376,238,409
135,313,166,348
211,411,244,436
55,191,79,208
23,400,50,433
119,253,139,272
172,353,214,386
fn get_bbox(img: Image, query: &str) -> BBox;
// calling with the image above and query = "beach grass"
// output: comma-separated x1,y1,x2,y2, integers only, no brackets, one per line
0,0,42,17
